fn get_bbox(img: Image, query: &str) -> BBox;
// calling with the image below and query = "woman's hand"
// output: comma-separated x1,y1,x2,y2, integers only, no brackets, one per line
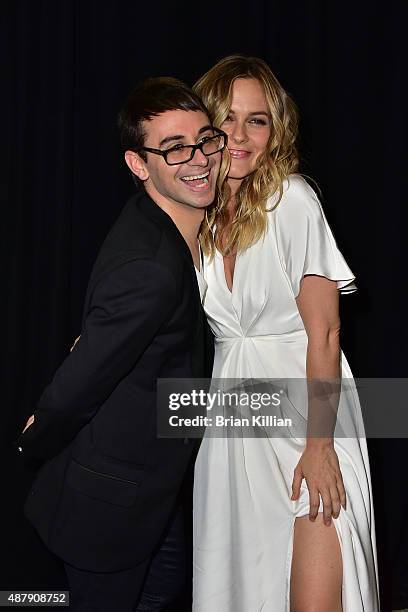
291,441,346,525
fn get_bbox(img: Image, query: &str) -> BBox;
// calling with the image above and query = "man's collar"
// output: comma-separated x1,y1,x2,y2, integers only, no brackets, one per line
135,190,193,265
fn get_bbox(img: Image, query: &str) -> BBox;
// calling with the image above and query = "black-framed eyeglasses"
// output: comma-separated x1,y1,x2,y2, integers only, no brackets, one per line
137,128,227,166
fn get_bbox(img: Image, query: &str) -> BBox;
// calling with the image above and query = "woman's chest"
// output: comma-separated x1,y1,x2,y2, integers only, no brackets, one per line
203,232,301,336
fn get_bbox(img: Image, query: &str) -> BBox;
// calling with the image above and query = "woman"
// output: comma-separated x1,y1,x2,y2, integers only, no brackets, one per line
193,55,379,611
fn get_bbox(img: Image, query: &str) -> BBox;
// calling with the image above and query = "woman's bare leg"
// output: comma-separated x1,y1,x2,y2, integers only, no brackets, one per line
290,513,343,612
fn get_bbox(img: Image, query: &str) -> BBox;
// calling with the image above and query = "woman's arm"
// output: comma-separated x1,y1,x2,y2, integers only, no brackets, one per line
291,274,346,525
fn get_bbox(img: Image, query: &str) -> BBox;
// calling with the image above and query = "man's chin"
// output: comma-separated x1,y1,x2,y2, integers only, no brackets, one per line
181,188,216,209
183,198,214,210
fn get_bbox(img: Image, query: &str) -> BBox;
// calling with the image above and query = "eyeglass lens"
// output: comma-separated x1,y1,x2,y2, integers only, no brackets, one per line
166,134,224,164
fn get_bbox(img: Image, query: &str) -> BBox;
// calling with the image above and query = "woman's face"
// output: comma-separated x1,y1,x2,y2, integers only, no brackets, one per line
221,78,271,184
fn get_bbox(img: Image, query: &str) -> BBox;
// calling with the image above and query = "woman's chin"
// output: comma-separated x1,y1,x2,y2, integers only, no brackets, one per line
228,171,255,181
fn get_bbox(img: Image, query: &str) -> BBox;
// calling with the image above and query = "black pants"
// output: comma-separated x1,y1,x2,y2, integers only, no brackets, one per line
64,506,187,612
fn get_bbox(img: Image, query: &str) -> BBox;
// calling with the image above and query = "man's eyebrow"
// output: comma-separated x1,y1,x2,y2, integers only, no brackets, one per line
198,124,214,134
159,125,214,148
159,134,184,147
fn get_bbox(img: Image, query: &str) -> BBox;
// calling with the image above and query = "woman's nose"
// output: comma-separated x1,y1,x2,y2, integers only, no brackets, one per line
231,122,248,143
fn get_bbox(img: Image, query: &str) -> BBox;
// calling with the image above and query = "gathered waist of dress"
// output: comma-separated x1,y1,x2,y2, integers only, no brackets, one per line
214,329,308,344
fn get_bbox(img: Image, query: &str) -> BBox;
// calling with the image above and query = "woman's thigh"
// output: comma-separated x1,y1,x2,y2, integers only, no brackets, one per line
290,513,342,612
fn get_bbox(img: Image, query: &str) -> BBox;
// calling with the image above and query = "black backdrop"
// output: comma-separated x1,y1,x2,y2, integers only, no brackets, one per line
2,1,407,610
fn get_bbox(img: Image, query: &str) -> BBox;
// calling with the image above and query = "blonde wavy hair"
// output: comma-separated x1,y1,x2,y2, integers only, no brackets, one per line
194,55,299,257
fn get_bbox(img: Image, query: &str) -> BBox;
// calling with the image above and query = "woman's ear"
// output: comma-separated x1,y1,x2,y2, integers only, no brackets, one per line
124,151,149,181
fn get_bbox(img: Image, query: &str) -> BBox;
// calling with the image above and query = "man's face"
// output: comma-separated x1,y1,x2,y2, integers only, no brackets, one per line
139,110,221,211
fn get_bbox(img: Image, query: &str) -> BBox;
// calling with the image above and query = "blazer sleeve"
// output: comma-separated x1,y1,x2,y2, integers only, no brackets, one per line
17,258,177,462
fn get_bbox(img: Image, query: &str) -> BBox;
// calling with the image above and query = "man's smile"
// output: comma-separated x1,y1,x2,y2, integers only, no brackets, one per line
179,169,211,191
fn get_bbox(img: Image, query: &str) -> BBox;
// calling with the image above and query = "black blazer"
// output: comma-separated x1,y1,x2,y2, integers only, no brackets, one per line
17,191,214,572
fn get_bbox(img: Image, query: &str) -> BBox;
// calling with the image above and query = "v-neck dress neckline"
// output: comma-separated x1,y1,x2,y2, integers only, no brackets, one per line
216,249,239,297
222,251,238,295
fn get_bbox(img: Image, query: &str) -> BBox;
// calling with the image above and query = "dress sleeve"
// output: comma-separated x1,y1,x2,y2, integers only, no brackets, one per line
274,175,357,298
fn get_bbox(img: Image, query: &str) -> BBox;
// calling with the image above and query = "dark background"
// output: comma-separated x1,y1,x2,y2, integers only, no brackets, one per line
2,1,407,610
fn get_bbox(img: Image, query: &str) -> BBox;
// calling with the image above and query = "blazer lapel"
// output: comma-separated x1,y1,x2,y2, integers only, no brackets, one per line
136,191,194,268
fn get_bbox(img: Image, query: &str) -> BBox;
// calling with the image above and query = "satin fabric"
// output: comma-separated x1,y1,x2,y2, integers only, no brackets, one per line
193,175,379,611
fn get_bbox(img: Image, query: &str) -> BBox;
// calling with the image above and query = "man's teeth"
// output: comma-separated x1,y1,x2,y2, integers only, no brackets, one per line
181,172,209,182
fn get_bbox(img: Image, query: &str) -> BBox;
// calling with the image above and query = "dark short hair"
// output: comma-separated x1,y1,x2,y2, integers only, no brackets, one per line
118,76,209,159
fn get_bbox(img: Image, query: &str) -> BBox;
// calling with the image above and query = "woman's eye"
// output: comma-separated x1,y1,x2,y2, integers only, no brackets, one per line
222,115,233,123
249,118,268,125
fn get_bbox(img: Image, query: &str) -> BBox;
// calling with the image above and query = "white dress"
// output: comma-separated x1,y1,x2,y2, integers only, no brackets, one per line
193,175,379,612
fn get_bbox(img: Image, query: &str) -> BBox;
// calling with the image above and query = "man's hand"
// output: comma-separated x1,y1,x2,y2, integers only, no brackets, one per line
20,335,80,439
22,414,35,433
291,441,346,525
70,335,81,352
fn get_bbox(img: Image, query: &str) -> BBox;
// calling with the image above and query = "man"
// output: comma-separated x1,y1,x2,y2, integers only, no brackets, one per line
17,77,226,611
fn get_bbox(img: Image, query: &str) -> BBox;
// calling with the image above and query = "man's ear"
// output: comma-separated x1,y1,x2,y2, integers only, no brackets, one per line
124,151,149,181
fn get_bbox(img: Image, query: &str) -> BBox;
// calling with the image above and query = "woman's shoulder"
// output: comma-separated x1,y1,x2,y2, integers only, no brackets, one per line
267,174,321,220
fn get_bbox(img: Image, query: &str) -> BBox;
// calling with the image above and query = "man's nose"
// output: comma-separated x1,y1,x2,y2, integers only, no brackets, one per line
188,147,209,166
